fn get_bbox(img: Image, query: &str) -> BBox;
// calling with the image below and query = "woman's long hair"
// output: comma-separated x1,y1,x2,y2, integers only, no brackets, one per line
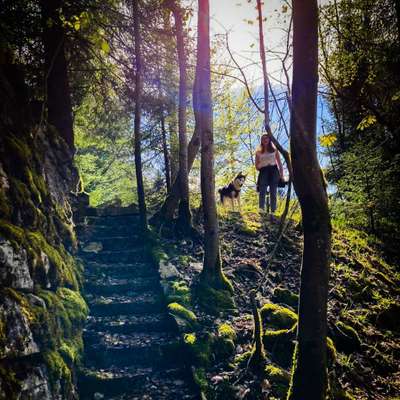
258,134,276,153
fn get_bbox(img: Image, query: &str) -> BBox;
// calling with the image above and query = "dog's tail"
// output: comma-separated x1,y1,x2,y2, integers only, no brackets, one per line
218,189,223,203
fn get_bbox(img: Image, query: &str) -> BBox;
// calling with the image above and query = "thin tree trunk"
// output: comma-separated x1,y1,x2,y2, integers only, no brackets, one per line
172,1,192,232
256,0,269,126
256,0,293,179
161,113,171,193
132,0,147,231
40,0,74,150
151,79,200,224
287,1,331,399
196,0,231,293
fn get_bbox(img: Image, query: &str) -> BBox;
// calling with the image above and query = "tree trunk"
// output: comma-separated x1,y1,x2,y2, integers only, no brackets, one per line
151,79,201,224
172,2,192,232
256,0,269,126
161,112,171,193
40,0,74,150
196,0,232,295
132,0,147,231
256,0,293,179
287,1,331,399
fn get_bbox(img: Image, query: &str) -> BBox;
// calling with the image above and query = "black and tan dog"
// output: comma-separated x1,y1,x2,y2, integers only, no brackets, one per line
218,172,246,210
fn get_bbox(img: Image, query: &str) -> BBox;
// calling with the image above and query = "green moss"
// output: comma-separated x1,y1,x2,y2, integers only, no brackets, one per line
192,367,208,393
43,350,72,385
336,321,362,349
37,288,88,341
263,326,296,368
166,281,191,306
260,303,298,330
234,350,252,366
272,287,299,309
218,323,236,341
0,219,25,247
59,336,84,364
168,302,197,328
183,333,197,345
327,336,337,365
190,333,214,366
27,231,79,289
265,364,290,398
196,271,235,314
57,287,88,327
4,288,35,324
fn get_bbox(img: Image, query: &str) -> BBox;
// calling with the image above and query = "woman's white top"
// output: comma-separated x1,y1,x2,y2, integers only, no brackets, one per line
258,150,276,168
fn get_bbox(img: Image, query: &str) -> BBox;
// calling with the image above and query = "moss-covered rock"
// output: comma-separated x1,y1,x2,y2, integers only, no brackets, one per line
263,326,296,368
272,287,299,310
260,303,298,330
167,302,198,331
212,323,237,361
332,321,362,354
265,364,290,398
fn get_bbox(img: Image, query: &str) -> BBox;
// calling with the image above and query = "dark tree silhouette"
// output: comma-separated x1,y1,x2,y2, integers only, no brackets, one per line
196,0,233,298
132,0,147,231
40,0,74,149
287,0,331,398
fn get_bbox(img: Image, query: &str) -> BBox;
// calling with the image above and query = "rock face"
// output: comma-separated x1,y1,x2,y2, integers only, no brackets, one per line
0,238,33,289
0,61,86,398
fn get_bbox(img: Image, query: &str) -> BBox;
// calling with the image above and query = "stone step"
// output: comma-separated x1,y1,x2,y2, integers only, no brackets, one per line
78,366,196,399
84,262,157,279
80,249,152,264
81,236,142,252
84,205,139,217
83,331,182,368
84,276,160,296
85,314,176,335
84,214,140,227
87,292,164,317
76,223,141,240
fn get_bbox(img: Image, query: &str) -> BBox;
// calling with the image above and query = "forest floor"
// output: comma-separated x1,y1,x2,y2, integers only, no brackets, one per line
158,206,400,400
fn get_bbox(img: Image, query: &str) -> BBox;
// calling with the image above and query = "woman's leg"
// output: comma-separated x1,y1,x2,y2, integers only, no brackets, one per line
269,166,280,213
259,185,267,210
269,181,278,212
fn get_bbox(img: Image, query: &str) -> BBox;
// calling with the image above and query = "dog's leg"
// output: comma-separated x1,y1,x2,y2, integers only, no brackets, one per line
230,197,235,211
237,194,241,211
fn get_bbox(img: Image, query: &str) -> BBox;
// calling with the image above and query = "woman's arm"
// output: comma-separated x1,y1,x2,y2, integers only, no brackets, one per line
275,151,284,178
255,151,260,171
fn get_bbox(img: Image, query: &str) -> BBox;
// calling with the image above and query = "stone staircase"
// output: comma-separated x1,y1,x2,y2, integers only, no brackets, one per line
76,208,197,399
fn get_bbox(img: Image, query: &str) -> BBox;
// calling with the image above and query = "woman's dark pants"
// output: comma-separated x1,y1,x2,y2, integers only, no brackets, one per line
258,166,280,212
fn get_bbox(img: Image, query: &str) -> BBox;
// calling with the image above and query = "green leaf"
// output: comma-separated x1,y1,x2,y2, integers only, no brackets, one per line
319,133,337,148
356,115,377,131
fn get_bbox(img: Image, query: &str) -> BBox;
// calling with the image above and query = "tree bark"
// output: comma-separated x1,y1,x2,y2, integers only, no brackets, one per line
40,0,74,150
132,0,147,231
256,0,269,126
151,79,200,224
287,1,331,399
161,112,171,193
172,1,192,232
196,0,230,291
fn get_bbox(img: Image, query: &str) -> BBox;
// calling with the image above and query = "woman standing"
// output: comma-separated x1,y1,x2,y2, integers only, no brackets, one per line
255,134,284,215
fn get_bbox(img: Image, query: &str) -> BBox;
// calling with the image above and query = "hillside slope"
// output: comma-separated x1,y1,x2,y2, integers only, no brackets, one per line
159,209,400,399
